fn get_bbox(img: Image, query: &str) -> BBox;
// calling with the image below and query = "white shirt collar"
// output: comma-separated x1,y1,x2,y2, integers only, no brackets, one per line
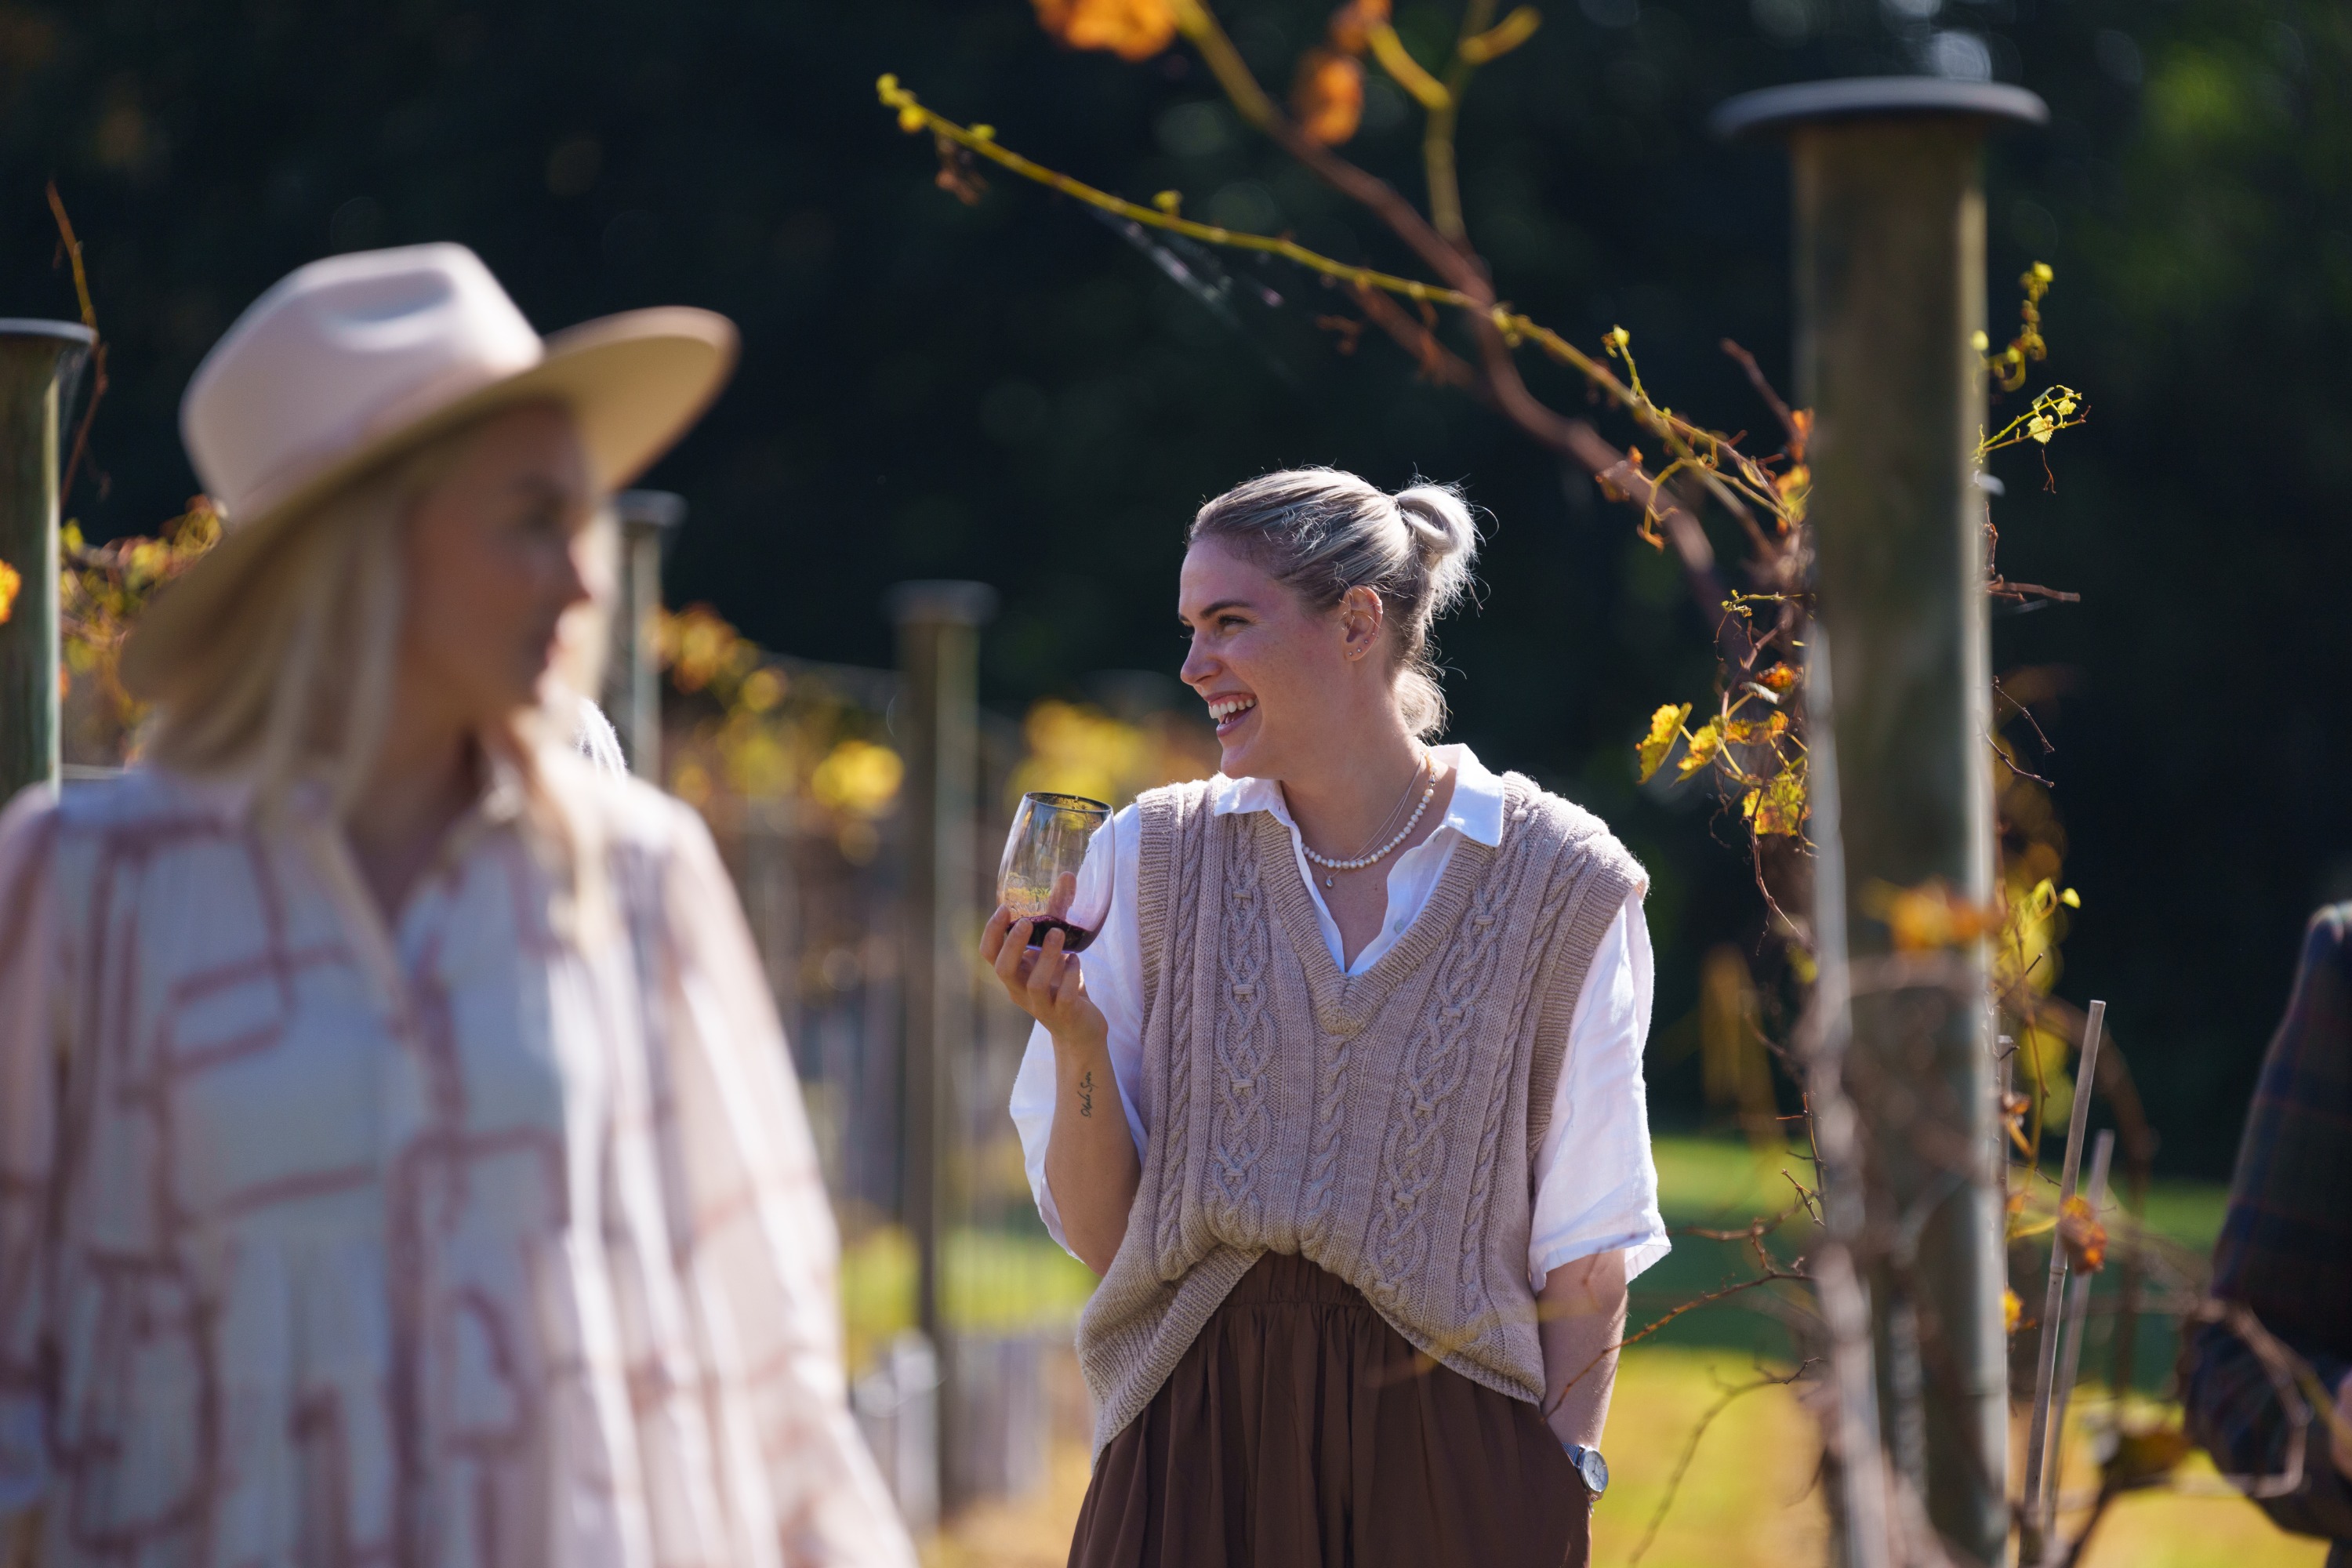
1207,741,1505,848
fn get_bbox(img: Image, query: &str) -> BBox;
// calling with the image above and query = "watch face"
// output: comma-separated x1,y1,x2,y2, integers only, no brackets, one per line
1577,1446,1610,1497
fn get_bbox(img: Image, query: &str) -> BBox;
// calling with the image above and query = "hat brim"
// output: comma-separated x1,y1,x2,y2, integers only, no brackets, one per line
120,307,737,702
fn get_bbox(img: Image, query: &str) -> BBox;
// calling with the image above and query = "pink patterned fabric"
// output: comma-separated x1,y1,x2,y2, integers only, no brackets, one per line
0,757,912,1567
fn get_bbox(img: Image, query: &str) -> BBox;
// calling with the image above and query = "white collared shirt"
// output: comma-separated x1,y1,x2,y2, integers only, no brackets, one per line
1007,742,1670,1290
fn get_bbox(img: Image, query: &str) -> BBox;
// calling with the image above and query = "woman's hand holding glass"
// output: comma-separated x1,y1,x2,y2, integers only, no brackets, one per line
982,898,1107,1048
985,793,1116,1047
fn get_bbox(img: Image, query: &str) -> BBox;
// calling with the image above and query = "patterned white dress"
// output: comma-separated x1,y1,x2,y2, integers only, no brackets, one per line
0,754,912,1567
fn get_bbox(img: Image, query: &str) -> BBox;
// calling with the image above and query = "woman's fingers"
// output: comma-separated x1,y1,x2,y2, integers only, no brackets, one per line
993,917,1036,997
979,904,1014,964
1025,925,1069,1013
985,913,1093,1030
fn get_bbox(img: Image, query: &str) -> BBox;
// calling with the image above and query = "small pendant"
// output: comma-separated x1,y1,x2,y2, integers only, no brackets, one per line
1323,875,1334,889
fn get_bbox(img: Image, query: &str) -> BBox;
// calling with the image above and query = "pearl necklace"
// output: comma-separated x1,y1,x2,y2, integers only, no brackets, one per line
1303,761,1437,889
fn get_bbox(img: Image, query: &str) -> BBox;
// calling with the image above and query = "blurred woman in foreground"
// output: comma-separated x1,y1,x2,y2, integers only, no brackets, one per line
0,245,910,1566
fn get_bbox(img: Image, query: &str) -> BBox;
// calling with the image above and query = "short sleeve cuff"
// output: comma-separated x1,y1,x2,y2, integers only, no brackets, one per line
1530,1221,1671,1295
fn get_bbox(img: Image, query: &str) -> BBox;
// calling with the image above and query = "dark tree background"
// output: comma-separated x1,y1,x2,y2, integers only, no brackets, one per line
2,0,2343,1172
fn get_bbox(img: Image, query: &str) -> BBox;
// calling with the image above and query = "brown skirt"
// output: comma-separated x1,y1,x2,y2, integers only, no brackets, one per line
1069,1250,1586,1568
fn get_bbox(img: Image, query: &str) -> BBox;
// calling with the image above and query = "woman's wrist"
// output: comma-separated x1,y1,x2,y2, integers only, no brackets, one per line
1049,1016,1110,1058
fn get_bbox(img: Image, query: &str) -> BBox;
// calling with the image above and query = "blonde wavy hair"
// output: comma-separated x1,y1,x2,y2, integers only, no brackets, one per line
140,409,611,864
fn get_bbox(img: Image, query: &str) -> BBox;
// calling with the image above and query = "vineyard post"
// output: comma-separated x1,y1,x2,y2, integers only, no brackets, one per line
887,578,996,1514
1717,78,2048,1564
609,488,684,779
0,320,93,800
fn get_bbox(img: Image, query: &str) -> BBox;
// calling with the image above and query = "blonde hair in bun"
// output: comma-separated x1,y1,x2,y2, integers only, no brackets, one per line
1189,466,1483,739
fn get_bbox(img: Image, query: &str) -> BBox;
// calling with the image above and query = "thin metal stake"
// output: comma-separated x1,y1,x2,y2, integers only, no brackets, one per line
2042,1127,2114,1549
2024,999,2105,1547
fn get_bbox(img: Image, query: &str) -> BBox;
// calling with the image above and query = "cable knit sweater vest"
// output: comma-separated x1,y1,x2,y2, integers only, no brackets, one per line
1075,771,1646,1454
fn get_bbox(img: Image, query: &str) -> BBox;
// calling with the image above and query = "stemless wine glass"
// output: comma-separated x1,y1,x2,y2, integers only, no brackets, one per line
998,793,1115,952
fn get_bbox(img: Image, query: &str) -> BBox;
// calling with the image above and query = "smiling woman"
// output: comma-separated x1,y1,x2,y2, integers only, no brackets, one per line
986,466,1669,1568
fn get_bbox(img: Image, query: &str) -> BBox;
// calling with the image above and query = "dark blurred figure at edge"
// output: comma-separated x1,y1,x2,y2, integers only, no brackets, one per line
2182,906,2352,1563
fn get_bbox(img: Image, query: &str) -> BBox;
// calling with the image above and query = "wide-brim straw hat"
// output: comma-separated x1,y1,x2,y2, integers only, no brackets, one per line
121,242,736,700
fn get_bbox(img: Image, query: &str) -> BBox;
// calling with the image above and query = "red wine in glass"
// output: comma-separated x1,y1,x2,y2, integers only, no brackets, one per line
1021,917,1098,953
999,792,1114,953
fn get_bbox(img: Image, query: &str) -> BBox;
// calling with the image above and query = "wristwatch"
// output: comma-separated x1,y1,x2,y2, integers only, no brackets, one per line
1563,1441,1610,1501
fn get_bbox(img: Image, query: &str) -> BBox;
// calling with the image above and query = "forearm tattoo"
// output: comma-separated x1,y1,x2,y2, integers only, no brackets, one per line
1077,1067,1095,1119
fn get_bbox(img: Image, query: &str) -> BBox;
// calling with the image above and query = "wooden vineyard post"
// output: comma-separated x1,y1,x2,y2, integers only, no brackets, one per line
607,488,684,780
0,320,93,801
1715,78,2049,1566
887,578,996,1515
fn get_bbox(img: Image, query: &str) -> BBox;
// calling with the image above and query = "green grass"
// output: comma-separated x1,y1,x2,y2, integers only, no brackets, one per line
1635,1135,2238,1388
2139,1178,2231,1254
843,1225,1096,1370
844,1137,2238,1388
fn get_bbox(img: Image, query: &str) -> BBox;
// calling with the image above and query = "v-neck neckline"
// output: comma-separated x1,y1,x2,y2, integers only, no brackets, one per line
282,756,524,1022
1254,808,1496,1033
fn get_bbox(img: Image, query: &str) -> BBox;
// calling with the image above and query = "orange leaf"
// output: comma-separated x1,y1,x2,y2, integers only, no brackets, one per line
0,557,19,625
1327,0,1390,54
2059,1193,2108,1272
1863,878,2000,952
1291,48,1365,144
1757,662,1800,694
1033,0,1178,60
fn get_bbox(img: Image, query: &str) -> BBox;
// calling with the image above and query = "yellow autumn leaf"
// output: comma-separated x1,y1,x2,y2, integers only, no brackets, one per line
0,557,18,625
1724,710,1789,746
2002,1288,2021,1335
739,667,786,714
811,738,906,818
1675,719,1723,780
1752,761,1807,836
1635,702,1689,784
